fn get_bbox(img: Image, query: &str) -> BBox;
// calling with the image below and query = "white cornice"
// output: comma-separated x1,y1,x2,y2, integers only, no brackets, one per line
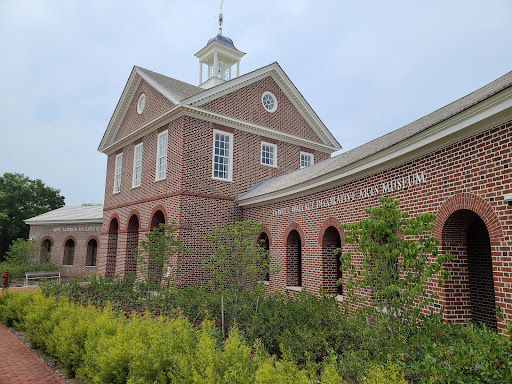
101,104,337,155
24,219,102,226
238,87,512,207
98,67,179,152
99,63,341,153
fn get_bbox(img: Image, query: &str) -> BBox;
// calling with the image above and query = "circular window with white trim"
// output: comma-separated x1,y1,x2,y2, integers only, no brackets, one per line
261,91,278,113
137,93,146,115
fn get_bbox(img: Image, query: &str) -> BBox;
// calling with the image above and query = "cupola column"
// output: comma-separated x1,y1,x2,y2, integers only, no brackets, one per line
213,51,219,79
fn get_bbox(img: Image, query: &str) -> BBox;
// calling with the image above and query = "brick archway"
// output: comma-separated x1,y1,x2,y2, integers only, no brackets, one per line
284,223,304,288
434,192,503,245
319,218,343,295
148,205,168,230
40,236,54,263
435,193,503,331
106,217,119,278
258,229,271,282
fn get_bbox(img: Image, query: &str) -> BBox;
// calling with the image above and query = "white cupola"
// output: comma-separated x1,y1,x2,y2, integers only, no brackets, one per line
195,4,245,89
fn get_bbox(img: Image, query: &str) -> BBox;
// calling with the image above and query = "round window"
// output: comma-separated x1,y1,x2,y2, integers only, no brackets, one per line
137,93,146,115
261,91,278,113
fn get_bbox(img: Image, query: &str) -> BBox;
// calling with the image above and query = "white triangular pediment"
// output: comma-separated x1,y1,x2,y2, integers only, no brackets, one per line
98,67,181,153
181,62,341,150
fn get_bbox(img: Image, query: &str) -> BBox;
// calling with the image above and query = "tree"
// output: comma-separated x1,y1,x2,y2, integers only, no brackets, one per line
0,173,65,260
5,238,39,264
135,223,189,293
338,197,453,336
204,220,276,323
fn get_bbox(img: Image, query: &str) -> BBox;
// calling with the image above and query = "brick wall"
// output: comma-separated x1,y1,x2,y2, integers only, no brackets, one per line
99,100,330,285
242,120,512,332
199,77,324,144
113,79,175,143
28,224,101,277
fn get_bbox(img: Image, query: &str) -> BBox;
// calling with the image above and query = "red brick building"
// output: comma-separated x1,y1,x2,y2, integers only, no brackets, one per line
25,206,102,277
84,27,512,332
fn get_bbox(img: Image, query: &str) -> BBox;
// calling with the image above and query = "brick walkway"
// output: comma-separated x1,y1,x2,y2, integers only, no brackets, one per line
0,323,64,384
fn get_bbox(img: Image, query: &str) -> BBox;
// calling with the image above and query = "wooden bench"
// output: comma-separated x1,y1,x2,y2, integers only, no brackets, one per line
25,271,61,286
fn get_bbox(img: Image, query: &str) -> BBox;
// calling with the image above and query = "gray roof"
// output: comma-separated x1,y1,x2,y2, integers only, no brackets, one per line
135,66,204,102
207,34,238,50
24,205,104,225
238,69,512,201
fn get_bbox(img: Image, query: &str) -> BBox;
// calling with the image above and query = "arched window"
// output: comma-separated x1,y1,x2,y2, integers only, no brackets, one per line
63,239,75,266
86,239,98,266
106,218,119,277
286,230,302,287
40,239,52,263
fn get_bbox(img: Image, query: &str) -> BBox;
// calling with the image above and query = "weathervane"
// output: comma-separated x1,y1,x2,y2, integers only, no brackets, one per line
218,0,224,35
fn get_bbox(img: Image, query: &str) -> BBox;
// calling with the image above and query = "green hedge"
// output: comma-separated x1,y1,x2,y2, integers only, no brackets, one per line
1,290,372,383
40,278,512,383
0,261,59,280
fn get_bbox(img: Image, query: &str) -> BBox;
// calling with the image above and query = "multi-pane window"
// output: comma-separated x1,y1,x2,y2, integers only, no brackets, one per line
132,143,143,187
156,131,168,181
300,152,314,168
261,142,277,167
113,153,123,193
212,129,233,181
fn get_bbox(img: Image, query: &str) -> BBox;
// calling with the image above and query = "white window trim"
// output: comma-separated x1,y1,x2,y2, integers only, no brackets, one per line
300,151,314,168
155,130,168,181
261,91,278,113
113,153,123,194
261,141,278,168
132,143,143,188
212,129,234,182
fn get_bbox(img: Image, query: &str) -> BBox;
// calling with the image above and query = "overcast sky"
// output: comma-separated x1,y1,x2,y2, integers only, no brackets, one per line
1,1,512,206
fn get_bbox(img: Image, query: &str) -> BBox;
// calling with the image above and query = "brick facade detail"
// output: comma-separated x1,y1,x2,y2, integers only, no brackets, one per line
242,120,512,332
28,224,101,277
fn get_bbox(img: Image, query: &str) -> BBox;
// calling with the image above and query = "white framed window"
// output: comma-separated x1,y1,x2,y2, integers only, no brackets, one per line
155,130,168,181
212,129,233,181
137,93,146,115
113,153,123,193
261,142,277,167
261,91,278,113
132,143,143,188
300,152,314,168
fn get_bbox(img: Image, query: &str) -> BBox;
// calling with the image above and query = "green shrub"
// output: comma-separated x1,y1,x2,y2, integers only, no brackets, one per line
5,238,39,263
0,261,59,280
0,290,34,327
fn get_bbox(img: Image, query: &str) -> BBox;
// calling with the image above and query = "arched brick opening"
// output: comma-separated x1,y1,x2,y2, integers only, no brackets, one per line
322,226,342,295
148,205,167,230
258,232,270,281
106,218,119,277
40,238,52,263
148,210,166,287
86,238,98,266
125,214,139,275
63,238,75,266
286,230,302,287
441,209,497,331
